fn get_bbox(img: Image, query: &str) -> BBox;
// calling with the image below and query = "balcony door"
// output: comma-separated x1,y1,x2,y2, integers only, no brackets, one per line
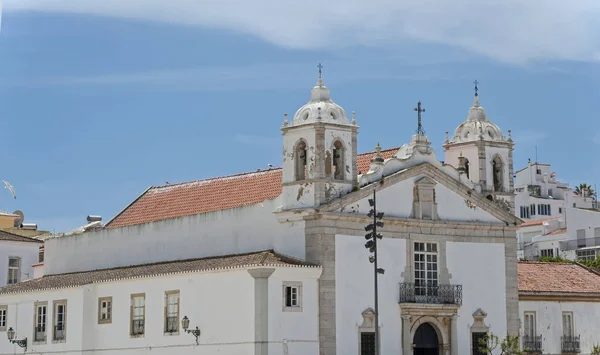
414,242,438,302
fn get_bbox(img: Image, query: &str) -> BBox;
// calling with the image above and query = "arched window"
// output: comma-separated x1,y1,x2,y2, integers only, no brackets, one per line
295,140,307,181
464,158,470,179
332,140,345,180
492,156,504,192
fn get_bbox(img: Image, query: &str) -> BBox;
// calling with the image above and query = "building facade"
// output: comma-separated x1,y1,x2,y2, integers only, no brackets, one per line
0,231,43,287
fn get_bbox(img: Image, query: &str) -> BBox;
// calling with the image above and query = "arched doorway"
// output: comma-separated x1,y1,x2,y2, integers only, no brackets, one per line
413,323,439,355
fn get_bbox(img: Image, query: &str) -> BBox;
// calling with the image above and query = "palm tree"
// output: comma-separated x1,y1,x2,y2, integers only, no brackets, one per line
574,183,596,199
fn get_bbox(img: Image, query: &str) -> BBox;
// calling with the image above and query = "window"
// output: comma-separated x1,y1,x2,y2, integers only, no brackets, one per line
530,204,536,216
332,140,345,180
559,207,563,214
0,306,6,331
576,249,596,261
282,281,302,312
524,312,536,339
98,297,112,324
164,291,180,334
464,158,470,179
577,229,586,248
295,140,308,181
562,312,574,337
414,242,438,297
53,300,67,341
573,203,576,208
130,294,145,337
7,257,20,285
520,206,531,219
34,302,47,342
360,332,376,355
492,156,504,192
472,332,487,355
595,227,600,238
540,249,554,258
536,169,541,175
537,204,551,216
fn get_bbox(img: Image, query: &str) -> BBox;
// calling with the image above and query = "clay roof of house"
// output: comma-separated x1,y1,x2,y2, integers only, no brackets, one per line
518,261,600,295
0,230,43,244
544,228,567,236
106,147,399,228
0,250,317,294
520,216,560,227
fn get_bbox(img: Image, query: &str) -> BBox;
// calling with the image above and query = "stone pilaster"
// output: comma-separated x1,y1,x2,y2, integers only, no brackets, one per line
507,145,515,215
504,235,519,336
351,129,358,186
450,315,458,355
402,315,411,355
314,126,326,205
248,268,276,355
476,142,487,191
305,217,336,355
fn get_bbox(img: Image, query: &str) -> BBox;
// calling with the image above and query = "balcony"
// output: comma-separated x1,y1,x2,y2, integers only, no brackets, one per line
560,237,600,251
398,283,462,305
561,335,580,353
54,325,65,341
165,316,178,333
131,319,145,336
523,335,542,353
34,326,46,342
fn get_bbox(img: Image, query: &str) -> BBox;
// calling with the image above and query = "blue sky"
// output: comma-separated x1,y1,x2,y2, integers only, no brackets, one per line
1,1,599,232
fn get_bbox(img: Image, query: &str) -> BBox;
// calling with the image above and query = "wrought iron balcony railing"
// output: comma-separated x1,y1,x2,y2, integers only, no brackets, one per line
523,335,542,353
561,335,580,353
165,316,178,333
131,319,145,336
54,325,65,341
34,325,46,342
398,283,462,305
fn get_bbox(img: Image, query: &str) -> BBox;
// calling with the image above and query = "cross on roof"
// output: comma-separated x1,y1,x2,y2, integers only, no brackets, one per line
474,80,479,96
414,101,426,135
317,63,323,78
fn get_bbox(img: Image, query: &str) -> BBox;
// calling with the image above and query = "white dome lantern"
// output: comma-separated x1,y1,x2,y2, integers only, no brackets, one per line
448,95,506,144
289,77,350,126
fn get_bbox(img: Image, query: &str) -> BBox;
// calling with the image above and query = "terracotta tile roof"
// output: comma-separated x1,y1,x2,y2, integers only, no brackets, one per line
0,250,317,294
518,261,600,295
544,228,567,236
520,216,560,227
107,147,399,228
0,230,43,244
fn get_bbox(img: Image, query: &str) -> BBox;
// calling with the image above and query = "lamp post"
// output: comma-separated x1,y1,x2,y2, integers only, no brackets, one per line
181,316,201,345
364,189,385,355
6,327,27,351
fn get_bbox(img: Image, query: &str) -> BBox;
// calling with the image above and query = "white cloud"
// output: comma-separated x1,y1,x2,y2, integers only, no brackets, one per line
5,0,600,63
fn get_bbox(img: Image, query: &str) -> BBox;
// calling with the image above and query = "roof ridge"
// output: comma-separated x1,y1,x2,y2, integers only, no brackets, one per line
0,230,44,243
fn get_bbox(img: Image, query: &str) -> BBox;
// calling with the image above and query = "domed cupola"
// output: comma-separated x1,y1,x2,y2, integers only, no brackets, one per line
448,95,507,144
289,77,350,127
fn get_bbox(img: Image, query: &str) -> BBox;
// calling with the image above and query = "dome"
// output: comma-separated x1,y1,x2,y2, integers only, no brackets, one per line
448,96,507,144
289,78,350,126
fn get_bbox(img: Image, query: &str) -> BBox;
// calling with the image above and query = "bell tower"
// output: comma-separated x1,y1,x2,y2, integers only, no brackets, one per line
280,65,358,210
443,81,515,211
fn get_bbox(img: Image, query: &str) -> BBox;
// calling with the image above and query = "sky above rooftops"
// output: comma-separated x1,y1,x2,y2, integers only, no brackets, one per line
0,1,599,232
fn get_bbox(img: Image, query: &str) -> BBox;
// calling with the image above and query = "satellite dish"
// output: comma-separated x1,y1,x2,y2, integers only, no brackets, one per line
13,210,24,227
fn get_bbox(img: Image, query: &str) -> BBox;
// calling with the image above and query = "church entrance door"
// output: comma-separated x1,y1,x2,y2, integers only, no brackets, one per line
413,322,439,355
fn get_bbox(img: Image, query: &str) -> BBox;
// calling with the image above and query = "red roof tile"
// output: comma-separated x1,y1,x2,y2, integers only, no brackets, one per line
544,228,567,236
518,262,600,294
520,216,560,227
107,147,399,228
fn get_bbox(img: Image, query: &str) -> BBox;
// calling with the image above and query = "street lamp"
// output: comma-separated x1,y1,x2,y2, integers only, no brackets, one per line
6,327,27,351
364,189,385,355
181,316,201,345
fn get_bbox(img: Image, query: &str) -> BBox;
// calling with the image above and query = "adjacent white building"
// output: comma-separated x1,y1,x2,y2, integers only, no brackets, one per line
2,77,584,355
0,230,43,287
518,261,600,354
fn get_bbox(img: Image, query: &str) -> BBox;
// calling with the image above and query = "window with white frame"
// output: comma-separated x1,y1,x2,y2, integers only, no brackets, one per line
282,281,302,311
165,291,179,334
98,297,112,324
562,312,574,337
576,249,596,262
130,294,145,336
524,312,536,339
540,249,554,258
0,306,6,331
577,229,586,248
414,242,438,296
53,300,67,341
34,302,47,342
7,257,20,285
530,204,536,216
548,189,553,197
520,206,531,219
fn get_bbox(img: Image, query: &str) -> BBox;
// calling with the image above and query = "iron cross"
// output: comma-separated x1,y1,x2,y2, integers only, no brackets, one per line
414,101,426,135
317,63,323,78
474,80,479,96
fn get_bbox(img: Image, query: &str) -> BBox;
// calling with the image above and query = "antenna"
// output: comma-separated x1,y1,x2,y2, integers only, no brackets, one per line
535,146,538,164
13,210,24,228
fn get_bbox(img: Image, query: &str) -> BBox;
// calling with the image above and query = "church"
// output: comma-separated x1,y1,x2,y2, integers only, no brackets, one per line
0,72,520,355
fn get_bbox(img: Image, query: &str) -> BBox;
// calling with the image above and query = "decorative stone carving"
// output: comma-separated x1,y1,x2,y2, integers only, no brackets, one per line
410,176,440,220
359,308,376,328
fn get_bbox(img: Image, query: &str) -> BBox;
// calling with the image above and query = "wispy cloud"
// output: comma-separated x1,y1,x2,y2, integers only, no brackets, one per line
5,0,600,63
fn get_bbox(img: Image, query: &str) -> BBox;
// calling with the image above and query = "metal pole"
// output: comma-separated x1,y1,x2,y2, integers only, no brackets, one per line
373,189,380,355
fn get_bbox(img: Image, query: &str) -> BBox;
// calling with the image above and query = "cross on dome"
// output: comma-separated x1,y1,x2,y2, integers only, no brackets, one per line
414,101,426,135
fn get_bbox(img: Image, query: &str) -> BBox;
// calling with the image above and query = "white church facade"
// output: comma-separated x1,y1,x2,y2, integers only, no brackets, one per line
0,75,524,355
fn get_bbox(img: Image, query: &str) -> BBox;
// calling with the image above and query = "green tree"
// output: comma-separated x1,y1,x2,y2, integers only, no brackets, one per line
574,183,596,199
479,333,524,355
592,345,600,355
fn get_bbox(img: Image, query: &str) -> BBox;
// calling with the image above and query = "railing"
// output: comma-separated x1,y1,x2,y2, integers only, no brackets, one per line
561,335,580,353
131,319,145,336
165,316,178,333
34,325,46,342
54,325,65,341
560,237,600,251
398,283,462,305
523,335,542,353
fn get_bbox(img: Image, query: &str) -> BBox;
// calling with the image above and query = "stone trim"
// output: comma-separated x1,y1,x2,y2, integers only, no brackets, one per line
97,296,112,324
248,268,275,355
33,301,48,345
0,305,7,332
400,305,460,355
52,299,68,343
504,238,519,336
357,308,379,355
470,309,489,355
519,293,600,301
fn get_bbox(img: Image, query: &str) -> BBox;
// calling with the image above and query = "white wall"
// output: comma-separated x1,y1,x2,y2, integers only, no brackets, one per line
335,235,508,355
519,300,600,354
566,208,600,243
0,240,41,287
0,267,320,355
45,200,305,275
